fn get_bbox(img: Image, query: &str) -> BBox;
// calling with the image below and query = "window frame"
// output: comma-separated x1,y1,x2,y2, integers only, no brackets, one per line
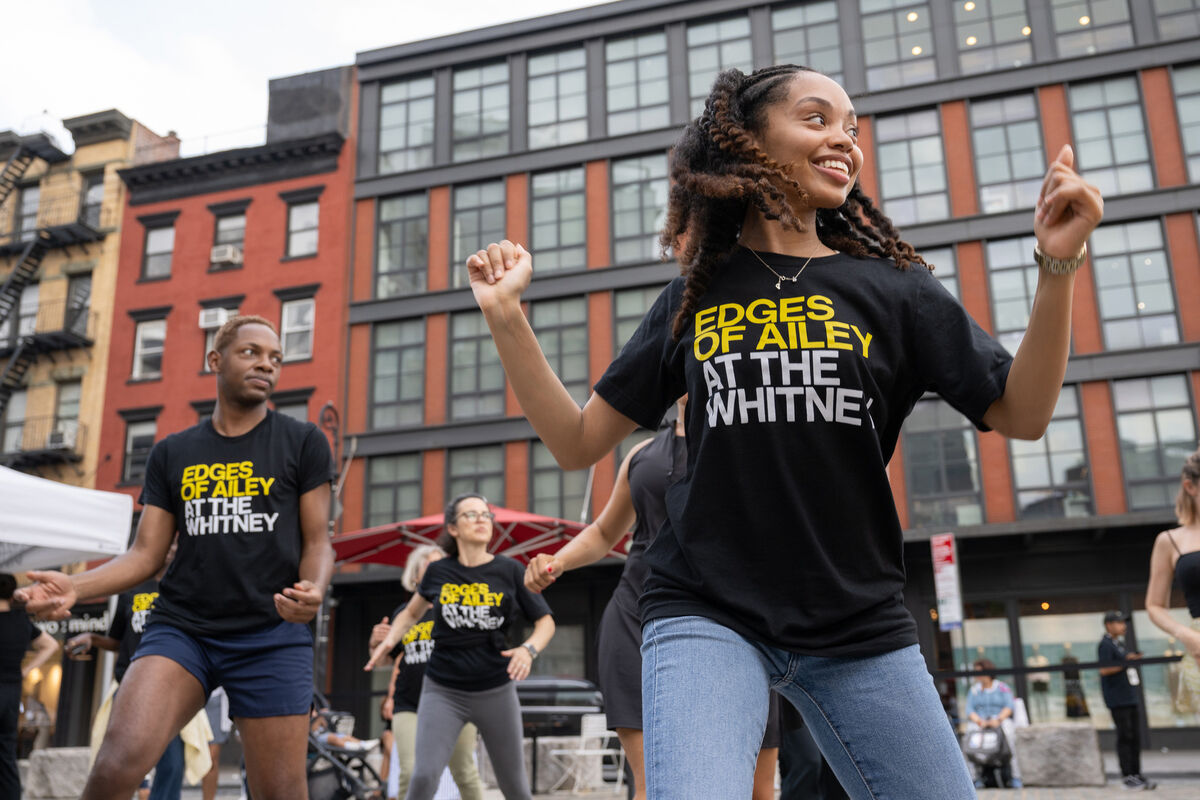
1067,75,1154,198
1089,219,1180,351
874,108,950,226
529,440,589,522
604,29,671,137
451,60,511,163
370,318,426,430
366,453,424,528
375,191,430,298
446,444,506,503
609,152,669,266
448,309,506,421
859,0,938,92
529,296,589,406
378,74,437,174
450,180,507,289
1112,375,1199,512
280,296,316,363
1007,385,1094,520
529,166,587,275
131,318,167,381
902,397,986,529
969,92,1045,214
527,46,588,150
686,14,754,118
141,224,176,281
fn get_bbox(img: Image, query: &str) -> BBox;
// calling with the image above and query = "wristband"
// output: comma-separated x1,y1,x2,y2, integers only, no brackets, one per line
1034,243,1087,275
522,642,539,660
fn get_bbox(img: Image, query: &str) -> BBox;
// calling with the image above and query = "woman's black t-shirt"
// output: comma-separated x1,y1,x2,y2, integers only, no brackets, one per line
140,411,335,636
594,249,1012,657
418,555,552,691
109,579,160,682
0,610,39,683
392,607,436,712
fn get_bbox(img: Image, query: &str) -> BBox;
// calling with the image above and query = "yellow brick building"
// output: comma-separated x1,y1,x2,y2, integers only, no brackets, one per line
0,111,178,491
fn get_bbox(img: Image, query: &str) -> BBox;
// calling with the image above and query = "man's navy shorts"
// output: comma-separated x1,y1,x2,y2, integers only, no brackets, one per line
133,621,313,718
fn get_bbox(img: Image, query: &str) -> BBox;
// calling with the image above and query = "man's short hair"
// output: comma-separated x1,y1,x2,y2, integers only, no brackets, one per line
211,315,278,356
0,573,16,600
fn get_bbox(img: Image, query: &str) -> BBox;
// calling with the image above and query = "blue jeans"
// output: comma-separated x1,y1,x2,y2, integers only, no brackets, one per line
641,616,975,800
148,735,183,800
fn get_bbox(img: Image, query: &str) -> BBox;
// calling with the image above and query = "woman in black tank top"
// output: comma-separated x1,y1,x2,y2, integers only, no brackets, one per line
1145,449,1200,710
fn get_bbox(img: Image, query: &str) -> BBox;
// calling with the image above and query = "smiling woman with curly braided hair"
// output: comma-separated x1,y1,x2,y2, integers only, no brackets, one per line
465,65,1102,799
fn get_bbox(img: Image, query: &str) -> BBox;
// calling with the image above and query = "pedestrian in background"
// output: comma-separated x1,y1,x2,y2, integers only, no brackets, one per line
963,658,1021,789
1098,611,1156,791
0,573,58,800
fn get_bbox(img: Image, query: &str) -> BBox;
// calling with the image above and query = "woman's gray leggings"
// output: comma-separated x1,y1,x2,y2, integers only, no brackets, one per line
404,678,531,800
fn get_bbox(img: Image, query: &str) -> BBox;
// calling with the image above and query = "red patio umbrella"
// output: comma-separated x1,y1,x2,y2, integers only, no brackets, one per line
331,506,626,567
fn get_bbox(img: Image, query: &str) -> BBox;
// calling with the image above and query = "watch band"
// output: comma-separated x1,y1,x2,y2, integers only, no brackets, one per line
522,642,539,660
1034,243,1087,275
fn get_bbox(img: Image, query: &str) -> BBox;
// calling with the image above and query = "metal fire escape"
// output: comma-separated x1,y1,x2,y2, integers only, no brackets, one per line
0,232,50,418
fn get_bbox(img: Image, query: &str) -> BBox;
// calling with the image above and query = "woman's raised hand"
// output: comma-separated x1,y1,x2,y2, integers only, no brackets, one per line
466,240,533,311
1034,144,1103,260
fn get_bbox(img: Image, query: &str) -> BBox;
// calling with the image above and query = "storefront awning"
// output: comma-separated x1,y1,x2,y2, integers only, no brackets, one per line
0,466,131,572
332,506,621,567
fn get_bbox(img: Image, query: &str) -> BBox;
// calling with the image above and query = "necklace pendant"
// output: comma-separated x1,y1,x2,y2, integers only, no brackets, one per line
788,275,798,283
775,279,782,290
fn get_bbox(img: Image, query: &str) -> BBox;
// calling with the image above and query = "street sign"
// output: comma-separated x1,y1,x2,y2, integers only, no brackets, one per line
930,533,964,631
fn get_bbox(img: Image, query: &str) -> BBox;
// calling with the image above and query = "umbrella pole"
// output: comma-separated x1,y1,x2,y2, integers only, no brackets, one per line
579,464,595,524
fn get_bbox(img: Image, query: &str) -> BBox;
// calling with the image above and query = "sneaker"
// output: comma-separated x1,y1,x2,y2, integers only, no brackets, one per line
1136,775,1158,790
1010,778,1023,788
357,738,380,751
1123,775,1148,790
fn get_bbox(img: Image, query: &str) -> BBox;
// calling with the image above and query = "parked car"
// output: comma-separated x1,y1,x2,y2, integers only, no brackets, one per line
515,676,603,738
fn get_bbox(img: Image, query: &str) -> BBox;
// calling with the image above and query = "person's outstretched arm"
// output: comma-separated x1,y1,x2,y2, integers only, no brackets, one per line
467,241,638,469
364,594,432,670
525,439,650,592
982,144,1103,439
16,505,176,620
22,632,59,677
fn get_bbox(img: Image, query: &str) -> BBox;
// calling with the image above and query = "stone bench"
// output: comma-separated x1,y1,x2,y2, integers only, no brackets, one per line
24,747,91,799
1013,722,1105,787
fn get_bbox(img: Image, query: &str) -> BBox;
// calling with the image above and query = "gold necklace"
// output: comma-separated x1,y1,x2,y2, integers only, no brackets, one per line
741,244,820,290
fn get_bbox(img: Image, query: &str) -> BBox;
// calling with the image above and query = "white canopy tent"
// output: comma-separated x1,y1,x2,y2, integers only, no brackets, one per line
0,466,131,572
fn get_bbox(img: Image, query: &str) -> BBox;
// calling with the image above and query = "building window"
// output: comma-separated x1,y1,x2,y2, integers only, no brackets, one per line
451,180,506,289
860,1,936,92
922,246,958,301
201,305,240,372
14,185,39,241
903,398,983,528
449,310,505,420
971,93,1044,214
875,109,948,226
687,16,753,118
1051,0,1133,57
530,167,586,274
1,389,25,454
453,61,509,162
286,200,319,258
377,193,429,297
275,401,308,421
142,225,175,280
530,441,589,521
447,445,505,503
66,274,92,339
1155,0,1200,40
132,319,166,380
528,47,588,150
378,75,436,174
614,285,665,352
214,213,246,247
124,419,157,484
605,31,670,136
1174,64,1200,183
531,297,589,405
610,153,668,265
55,381,81,430
372,319,425,429
771,2,843,83
1091,220,1179,350
1069,76,1152,197
367,454,423,527
281,297,315,361
0,284,38,346
81,172,104,228
1010,386,1092,519
986,234,1039,354
1113,375,1198,510
954,0,1033,75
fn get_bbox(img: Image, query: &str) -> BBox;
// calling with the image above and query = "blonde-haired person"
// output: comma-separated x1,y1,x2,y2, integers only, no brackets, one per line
1145,449,1200,715
370,545,484,800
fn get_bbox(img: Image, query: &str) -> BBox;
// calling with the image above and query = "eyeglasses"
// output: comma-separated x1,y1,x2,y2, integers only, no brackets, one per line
456,510,495,523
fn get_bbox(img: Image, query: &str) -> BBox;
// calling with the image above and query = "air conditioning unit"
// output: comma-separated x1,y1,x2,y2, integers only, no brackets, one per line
47,424,77,450
199,307,232,330
210,244,243,267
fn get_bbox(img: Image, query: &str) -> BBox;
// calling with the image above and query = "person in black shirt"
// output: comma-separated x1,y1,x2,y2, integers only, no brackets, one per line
366,494,554,800
464,64,1102,798
370,544,483,800
18,316,334,800
1098,611,1155,791
0,572,58,800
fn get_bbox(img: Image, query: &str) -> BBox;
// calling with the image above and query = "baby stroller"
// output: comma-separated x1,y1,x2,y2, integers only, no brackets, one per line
961,726,1013,788
307,691,384,800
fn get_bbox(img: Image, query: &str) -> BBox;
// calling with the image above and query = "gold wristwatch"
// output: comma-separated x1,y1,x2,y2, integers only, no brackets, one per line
1034,243,1087,275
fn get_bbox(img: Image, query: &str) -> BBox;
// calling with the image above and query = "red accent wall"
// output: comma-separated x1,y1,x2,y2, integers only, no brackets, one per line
586,160,611,268
856,117,878,201
1081,382,1126,516
941,101,979,217
1142,67,1188,189
1166,213,1200,341
427,186,451,292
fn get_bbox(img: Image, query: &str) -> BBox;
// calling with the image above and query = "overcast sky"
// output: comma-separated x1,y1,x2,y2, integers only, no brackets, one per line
4,0,610,156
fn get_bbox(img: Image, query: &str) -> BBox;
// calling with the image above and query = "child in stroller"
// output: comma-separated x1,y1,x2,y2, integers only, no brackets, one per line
306,694,384,800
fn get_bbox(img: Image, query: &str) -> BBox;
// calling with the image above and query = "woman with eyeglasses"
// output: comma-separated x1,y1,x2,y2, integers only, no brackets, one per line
366,494,555,800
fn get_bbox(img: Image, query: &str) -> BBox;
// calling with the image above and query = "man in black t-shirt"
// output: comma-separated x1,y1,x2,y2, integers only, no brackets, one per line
1098,611,1156,791
17,316,334,800
0,572,58,800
